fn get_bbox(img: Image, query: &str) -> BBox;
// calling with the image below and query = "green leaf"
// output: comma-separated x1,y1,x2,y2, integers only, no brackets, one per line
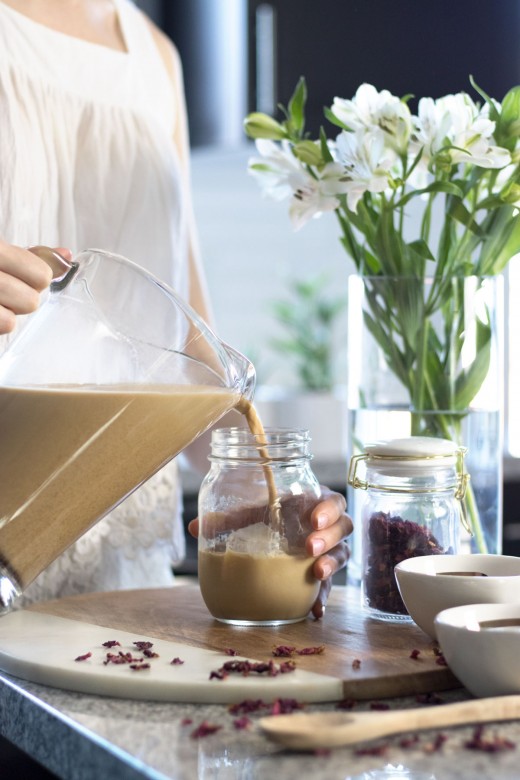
319,127,334,162
323,106,353,131
496,86,520,151
447,199,485,237
288,77,307,135
454,322,491,409
394,181,464,209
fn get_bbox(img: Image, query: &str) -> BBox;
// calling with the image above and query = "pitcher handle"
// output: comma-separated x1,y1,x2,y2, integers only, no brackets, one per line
28,245,79,290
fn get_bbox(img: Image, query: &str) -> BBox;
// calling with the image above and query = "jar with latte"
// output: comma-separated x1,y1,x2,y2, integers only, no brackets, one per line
198,427,321,625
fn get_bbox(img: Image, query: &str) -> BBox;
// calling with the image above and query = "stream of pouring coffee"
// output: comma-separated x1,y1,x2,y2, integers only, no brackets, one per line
236,396,283,529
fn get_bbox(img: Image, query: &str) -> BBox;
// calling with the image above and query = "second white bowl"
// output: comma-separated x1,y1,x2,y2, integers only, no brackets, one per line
394,553,520,638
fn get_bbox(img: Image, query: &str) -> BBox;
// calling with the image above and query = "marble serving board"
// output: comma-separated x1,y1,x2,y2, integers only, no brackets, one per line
0,584,460,703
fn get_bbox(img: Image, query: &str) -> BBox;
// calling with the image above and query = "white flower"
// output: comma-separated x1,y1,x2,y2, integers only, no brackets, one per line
333,128,395,212
248,139,345,229
413,93,511,170
331,83,413,154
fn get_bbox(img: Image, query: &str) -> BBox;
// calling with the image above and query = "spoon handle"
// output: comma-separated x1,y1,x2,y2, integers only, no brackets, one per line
382,694,520,738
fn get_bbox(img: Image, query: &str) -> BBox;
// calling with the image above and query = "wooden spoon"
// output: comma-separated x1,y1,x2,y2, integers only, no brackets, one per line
259,695,520,751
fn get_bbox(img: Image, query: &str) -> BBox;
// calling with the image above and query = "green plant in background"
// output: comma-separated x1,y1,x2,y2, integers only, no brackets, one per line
269,275,345,392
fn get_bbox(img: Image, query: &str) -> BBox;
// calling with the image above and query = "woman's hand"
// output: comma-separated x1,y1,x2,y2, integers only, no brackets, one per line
306,487,352,619
187,485,353,620
0,241,72,334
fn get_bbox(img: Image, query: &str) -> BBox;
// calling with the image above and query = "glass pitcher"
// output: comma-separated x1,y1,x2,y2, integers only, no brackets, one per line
0,248,255,612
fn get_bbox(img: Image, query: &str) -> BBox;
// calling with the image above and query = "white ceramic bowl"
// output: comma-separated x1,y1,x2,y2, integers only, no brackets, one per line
394,554,520,638
435,602,520,697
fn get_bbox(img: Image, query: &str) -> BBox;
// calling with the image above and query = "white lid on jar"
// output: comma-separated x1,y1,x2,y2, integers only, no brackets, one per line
365,436,459,476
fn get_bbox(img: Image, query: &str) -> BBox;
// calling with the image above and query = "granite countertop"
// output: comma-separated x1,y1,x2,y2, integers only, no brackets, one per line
2,647,520,779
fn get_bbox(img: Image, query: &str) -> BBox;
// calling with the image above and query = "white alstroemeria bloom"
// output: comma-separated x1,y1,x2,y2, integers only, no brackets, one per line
248,139,302,201
331,83,413,154
333,128,395,212
248,139,344,229
412,93,511,170
288,161,347,230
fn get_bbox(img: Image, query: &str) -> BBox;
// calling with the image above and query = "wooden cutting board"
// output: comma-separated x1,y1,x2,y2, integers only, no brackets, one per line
0,584,460,703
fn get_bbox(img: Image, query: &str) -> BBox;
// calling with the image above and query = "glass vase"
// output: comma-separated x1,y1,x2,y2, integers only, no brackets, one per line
347,274,504,578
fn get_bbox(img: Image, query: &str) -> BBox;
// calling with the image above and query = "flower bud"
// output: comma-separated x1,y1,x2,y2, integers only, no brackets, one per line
244,113,287,140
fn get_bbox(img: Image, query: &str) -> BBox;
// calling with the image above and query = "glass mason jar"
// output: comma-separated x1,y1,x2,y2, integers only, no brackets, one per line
198,427,322,626
348,436,467,622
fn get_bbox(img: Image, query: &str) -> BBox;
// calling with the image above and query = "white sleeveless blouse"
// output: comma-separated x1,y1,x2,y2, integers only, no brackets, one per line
0,0,190,602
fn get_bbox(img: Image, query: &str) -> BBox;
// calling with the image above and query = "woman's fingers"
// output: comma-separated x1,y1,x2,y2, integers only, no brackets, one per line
0,242,73,334
311,540,351,618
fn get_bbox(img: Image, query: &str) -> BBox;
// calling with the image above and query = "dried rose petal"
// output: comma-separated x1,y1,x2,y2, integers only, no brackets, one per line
181,718,193,726
133,641,154,651
224,648,239,656
272,645,296,657
74,652,92,662
336,699,357,710
270,698,304,715
228,699,268,715
102,640,121,648
423,733,448,753
410,648,421,660
104,651,143,666
143,649,159,659
435,654,448,667
296,645,325,656
233,716,252,730
190,721,222,739
354,743,388,757
352,659,361,670
464,726,516,753
209,669,229,681
399,734,420,749
130,663,151,671
279,661,297,674
370,701,390,711
171,657,185,665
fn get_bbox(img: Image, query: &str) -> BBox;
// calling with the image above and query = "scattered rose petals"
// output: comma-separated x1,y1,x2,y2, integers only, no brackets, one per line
423,733,448,753
270,698,304,715
370,701,390,711
74,652,92,662
129,663,151,671
171,657,185,665
233,716,252,730
272,645,296,657
229,699,268,715
104,651,144,666
209,659,296,681
464,726,516,753
209,669,229,681
190,721,222,739
352,659,361,670
133,641,154,651
296,645,325,656
143,649,159,659
354,743,388,757
435,654,448,666
399,734,420,749
336,699,357,710
102,640,121,648
409,648,421,660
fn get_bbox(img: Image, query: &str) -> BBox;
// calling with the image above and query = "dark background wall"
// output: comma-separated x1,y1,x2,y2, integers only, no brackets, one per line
138,0,520,145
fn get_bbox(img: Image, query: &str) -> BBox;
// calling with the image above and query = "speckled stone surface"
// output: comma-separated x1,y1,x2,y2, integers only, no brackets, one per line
2,669,520,780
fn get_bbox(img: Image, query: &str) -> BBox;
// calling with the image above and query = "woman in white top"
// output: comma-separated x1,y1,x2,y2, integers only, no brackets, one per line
0,0,351,616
